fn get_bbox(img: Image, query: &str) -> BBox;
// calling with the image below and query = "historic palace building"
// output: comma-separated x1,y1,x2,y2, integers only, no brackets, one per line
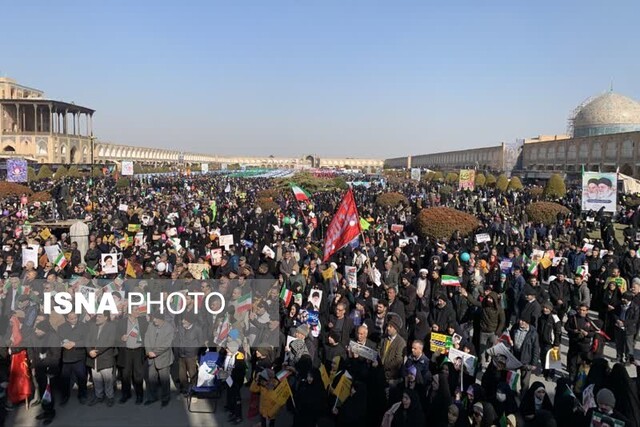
0,77,382,170
385,90,640,179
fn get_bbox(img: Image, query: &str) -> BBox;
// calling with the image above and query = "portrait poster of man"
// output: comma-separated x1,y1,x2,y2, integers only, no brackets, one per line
101,253,119,274
582,172,617,212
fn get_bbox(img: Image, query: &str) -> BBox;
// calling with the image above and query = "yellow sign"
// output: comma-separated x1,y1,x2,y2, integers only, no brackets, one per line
330,371,352,403
39,228,52,240
320,364,331,390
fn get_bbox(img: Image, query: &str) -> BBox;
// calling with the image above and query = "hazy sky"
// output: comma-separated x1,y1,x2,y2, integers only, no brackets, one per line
2,1,639,158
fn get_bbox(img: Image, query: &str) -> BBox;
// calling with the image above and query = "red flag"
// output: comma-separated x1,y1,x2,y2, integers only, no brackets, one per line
323,189,361,262
8,350,31,404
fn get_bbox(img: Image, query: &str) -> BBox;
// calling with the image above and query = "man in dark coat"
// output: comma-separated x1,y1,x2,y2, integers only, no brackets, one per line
509,316,539,393
428,294,456,333
58,313,88,405
549,273,571,320
116,311,148,404
537,301,562,379
86,313,117,406
613,292,640,363
564,303,596,382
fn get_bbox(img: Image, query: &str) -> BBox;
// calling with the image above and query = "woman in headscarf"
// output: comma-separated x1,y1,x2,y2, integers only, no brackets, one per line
601,280,621,339
390,389,425,427
410,311,430,343
292,368,327,427
470,402,498,427
463,384,486,418
553,377,584,426
519,382,553,427
492,382,518,422
605,363,640,427
427,372,452,426
333,381,368,427
448,403,472,427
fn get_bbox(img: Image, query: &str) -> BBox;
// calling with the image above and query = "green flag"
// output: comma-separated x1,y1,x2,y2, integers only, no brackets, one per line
210,200,217,223
359,217,370,231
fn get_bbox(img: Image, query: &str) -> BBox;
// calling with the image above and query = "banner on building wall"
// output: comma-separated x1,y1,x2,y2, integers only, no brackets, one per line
459,169,476,190
6,158,28,182
121,161,134,176
581,172,617,212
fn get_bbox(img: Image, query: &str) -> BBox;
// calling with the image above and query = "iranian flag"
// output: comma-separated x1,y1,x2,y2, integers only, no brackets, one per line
214,313,231,345
576,265,587,278
441,275,461,286
506,370,520,391
235,292,252,315
279,285,293,306
54,252,67,269
525,256,538,276
290,183,311,202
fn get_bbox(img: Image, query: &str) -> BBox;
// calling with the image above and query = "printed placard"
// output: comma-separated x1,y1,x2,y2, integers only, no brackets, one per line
475,233,491,243
429,332,453,354
348,341,378,361
219,234,234,250
344,266,357,288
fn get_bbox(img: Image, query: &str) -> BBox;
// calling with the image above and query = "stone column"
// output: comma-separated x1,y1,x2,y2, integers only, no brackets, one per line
16,103,20,132
0,103,3,136
34,104,38,132
48,105,53,134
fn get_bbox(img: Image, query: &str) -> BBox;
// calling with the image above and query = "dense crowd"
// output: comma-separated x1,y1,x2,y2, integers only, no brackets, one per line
0,172,639,427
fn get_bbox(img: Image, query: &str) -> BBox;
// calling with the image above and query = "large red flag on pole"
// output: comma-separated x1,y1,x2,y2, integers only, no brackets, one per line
323,188,361,262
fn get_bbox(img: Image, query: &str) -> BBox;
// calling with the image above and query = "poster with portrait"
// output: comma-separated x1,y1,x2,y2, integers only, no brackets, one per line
201,163,209,174
101,253,119,274
459,169,476,191
410,168,421,181
582,172,617,213
344,266,357,288
21,246,38,267
210,248,223,266
309,289,323,310
6,158,28,182
121,161,134,176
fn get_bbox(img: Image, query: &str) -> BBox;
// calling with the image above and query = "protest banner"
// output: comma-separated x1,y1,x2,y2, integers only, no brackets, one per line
21,246,38,267
487,342,523,370
458,169,476,190
121,161,134,176
448,347,477,376
430,333,453,354
590,411,625,427
344,266,357,288
410,168,421,181
219,234,234,250
348,341,378,362
475,233,491,243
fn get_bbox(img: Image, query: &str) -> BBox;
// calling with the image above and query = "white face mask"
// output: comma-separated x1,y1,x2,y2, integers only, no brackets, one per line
496,392,507,402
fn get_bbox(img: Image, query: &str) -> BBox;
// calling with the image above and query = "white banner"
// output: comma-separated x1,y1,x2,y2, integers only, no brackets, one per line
348,341,378,361
121,161,134,176
344,266,357,288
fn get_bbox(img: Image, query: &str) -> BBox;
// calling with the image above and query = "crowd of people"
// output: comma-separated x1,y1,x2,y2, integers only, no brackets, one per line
0,171,639,427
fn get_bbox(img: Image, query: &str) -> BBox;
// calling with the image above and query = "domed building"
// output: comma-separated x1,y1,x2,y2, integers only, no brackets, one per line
572,91,640,137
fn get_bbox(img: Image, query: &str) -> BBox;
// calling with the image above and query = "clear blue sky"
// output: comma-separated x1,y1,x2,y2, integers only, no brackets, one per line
2,1,639,158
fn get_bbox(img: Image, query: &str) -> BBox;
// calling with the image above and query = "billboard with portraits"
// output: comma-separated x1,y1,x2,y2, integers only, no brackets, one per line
582,172,617,213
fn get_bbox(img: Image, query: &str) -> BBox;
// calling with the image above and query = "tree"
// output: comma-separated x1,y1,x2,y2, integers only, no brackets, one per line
68,165,81,177
54,165,68,180
475,173,486,188
544,173,567,199
496,174,509,192
116,178,131,188
508,176,524,191
27,167,37,182
432,171,444,182
133,163,143,174
36,165,53,181
485,173,497,187
445,172,459,184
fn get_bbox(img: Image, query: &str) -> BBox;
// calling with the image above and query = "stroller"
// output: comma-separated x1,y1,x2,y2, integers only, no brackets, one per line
187,351,222,413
